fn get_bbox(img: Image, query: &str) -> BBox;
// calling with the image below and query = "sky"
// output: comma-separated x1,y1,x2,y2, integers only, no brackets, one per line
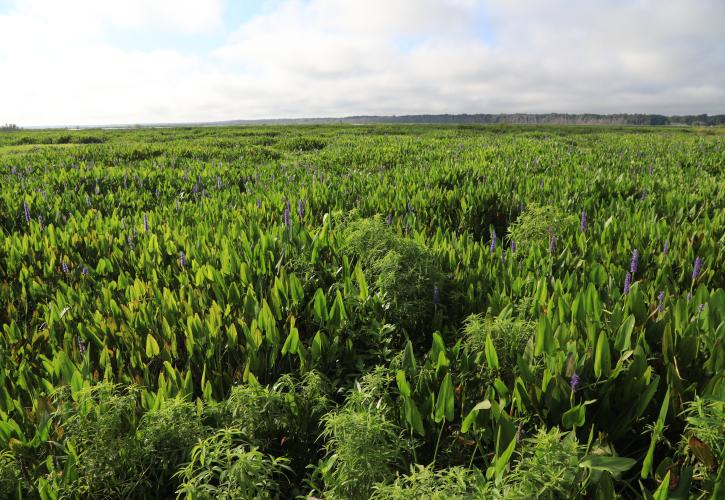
0,0,723,126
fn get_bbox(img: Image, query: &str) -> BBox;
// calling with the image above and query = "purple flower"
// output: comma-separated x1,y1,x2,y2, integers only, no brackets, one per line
256,198,261,209
570,372,580,392
692,256,702,280
687,292,692,302
62,260,69,273
623,272,631,295
490,230,496,253
580,211,587,232
433,286,440,306
697,303,704,313
283,204,291,227
510,240,516,253
549,235,557,254
405,222,410,235
77,336,86,355
144,213,149,233
641,189,647,201
649,164,653,175
217,175,222,190
630,249,639,274
297,199,305,218
23,200,31,223
657,291,665,312
662,240,669,254
180,251,186,267
386,213,393,225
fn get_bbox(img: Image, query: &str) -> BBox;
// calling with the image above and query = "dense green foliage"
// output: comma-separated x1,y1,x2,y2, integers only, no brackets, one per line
0,124,723,498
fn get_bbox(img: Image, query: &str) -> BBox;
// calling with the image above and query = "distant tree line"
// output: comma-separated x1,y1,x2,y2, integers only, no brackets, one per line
343,113,725,126
1,123,20,131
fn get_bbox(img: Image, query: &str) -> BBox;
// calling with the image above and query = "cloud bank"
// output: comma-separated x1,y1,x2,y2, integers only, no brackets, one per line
1,0,723,126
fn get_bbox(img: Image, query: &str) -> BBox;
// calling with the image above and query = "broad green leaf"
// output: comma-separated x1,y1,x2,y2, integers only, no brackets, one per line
594,331,611,378
579,455,637,474
145,334,160,357
434,373,454,423
484,334,499,370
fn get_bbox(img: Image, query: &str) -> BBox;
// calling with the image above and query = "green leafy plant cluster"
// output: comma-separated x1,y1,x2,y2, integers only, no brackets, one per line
0,124,722,498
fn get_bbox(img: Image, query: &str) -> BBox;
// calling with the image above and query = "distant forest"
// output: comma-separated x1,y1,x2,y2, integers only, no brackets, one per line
6,114,725,130
210,113,725,127
337,113,725,126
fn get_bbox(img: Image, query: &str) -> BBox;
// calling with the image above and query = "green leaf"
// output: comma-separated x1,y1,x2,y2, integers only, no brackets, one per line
312,288,328,323
535,314,553,356
594,331,611,378
494,433,517,484
579,455,637,474
404,399,425,436
615,314,635,351
562,404,586,429
484,334,499,370
145,334,160,357
70,370,84,397
652,471,670,500
434,373,454,423
461,400,492,433
642,389,670,479
396,370,411,398
281,326,299,355
354,264,368,300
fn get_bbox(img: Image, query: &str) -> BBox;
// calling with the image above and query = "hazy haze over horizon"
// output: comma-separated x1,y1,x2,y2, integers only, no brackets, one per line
1,0,723,127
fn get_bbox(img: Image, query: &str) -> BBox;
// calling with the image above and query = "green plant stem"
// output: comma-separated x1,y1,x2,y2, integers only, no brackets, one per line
432,420,445,466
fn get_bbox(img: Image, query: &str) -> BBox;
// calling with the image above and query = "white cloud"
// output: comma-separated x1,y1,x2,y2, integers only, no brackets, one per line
0,0,723,126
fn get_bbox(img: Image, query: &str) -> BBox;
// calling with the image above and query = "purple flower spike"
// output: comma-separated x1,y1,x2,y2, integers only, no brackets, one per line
77,337,86,355
549,235,557,254
433,286,440,306
297,199,304,218
649,164,653,175
697,303,704,313
570,372,580,392
623,272,631,295
630,249,639,274
580,211,587,232
144,213,149,233
180,251,186,267
62,260,69,273
386,213,393,225
692,256,702,281
256,198,261,209
23,200,31,223
641,189,647,201
657,291,665,312
217,175,222,190
510,240,516,253
490,230,497,253
283,204,291,227
663,240,669,254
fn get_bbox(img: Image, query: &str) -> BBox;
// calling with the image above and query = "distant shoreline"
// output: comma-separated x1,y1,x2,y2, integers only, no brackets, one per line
7,112,725,130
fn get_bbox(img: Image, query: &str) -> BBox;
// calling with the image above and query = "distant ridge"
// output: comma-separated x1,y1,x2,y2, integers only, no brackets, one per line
206,113,724,127
15,113,725,130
